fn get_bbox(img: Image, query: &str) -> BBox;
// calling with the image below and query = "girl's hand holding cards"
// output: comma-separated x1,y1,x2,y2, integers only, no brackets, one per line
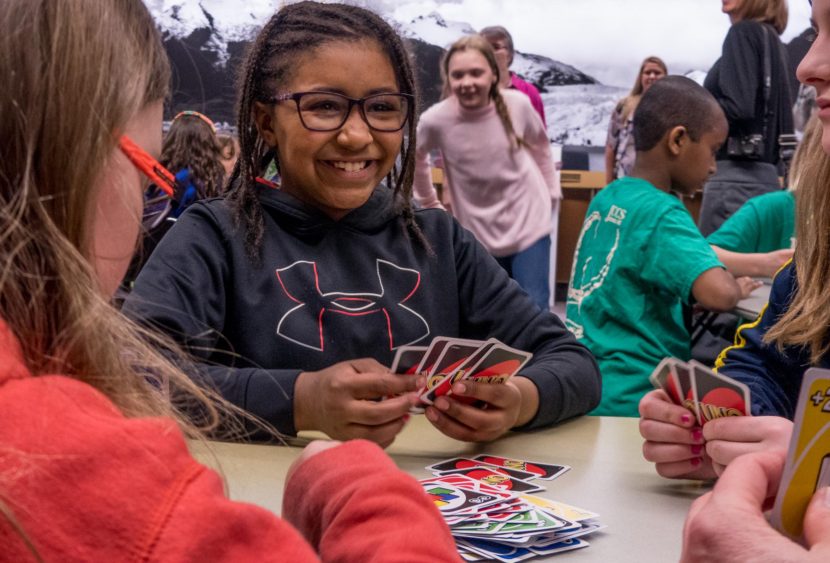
294,358,420,447
639,389,717,480
703,416,793,476
425,377,535,442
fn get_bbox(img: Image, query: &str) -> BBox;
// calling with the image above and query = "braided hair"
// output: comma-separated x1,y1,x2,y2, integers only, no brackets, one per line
442,34,526,150
228,1,423,261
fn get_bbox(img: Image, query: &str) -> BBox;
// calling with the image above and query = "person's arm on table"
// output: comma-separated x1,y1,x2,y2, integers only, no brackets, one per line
424,221,600,441
710,245,793,278
284,440,461,563
691,267,760,312
681,452,830,562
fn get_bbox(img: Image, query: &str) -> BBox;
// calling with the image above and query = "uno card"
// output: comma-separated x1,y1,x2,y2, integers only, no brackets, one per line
420,475,509,515
415,337,452,377
461,344,532,386
649,357,682,404
390,345,428,375
529,538,589,556
426,457,538,481
688,360,751,424
436,466,544,493
519,495,599,522
472,455,569,481
670,359,700,423
771,368,830,539
419,339,498,405
440,343,532,407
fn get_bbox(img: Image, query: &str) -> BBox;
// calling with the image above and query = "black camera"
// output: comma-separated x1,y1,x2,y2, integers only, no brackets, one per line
726,134,765,160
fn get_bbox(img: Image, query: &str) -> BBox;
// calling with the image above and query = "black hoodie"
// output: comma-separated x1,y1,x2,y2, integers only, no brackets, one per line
124,184,600,435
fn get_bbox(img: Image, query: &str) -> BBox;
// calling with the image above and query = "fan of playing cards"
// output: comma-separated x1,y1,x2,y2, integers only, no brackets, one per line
649,358,752,424
419,455,604,561
391,337,533,409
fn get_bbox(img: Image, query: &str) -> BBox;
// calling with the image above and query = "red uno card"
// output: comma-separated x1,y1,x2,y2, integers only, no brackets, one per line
390,345,428,375
436,465,544,493
670,359,700,423
689,360,751,424
649,357,682,404
426,457,537,481
472,454,569,481
419,339,497,405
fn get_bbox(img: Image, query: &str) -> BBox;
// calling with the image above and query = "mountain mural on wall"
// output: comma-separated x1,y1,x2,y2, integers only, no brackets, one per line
150,2,597,126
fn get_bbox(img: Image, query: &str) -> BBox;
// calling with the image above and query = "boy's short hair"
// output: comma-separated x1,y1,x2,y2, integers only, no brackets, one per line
633,75,722,152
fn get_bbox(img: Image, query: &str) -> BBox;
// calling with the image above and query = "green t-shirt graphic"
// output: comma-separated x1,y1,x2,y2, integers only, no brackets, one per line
706,190,795,253
566,177,724,416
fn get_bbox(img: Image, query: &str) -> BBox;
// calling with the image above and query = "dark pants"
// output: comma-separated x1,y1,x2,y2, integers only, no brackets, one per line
698,160,781,237
495,236,551,312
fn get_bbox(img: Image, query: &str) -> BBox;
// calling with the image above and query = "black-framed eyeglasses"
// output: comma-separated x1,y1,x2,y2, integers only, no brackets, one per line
268,91,413,132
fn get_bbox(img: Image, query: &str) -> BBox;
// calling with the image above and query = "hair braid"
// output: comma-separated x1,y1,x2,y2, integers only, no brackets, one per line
492,87,526,149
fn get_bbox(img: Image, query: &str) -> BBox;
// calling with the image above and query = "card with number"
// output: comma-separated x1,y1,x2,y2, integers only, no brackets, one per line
771,368,830,539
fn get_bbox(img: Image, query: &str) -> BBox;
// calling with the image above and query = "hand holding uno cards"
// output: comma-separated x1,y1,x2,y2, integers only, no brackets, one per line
649,358,751,425
390,336,533,411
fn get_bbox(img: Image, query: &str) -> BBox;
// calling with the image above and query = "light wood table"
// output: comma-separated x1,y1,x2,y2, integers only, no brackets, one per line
192,416,709,562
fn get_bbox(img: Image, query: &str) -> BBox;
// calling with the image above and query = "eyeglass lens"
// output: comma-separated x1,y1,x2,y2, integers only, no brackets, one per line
297,93,409,132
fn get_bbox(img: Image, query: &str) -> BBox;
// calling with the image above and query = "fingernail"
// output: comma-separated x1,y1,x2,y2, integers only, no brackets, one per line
822,487,830,508
691,444,703,455
454,383,466,394
690,457,701,467
681,414,691,425
425,408,438,422
435,398,449,411
692,429,703,443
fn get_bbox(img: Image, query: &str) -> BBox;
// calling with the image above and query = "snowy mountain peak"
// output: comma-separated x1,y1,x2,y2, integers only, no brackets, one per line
401,12,477,48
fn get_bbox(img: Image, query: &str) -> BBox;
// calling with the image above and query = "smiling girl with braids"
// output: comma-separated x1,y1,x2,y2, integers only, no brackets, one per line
124,1,599,446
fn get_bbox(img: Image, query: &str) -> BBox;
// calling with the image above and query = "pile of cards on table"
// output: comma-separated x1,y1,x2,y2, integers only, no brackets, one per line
418,454,604,561
391,336,533,409
649,357,751,424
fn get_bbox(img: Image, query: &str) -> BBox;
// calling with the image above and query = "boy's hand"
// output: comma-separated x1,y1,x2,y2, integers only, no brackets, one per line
760,248,794,278
639,390,717,480
702,416,792,476
735,276,763,299
294,359,419,447
425,377,537,442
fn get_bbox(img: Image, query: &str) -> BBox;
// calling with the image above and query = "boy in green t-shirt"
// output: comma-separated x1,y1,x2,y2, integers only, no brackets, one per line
566,76,759,417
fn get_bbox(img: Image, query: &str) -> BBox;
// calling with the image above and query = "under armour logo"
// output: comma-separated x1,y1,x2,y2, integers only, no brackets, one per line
275,259,430,352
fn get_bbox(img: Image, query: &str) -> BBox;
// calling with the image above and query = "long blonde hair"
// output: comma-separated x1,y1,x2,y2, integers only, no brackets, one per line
764,115,830,362
619,56,668,122
442,34,525,149
0,0,234,431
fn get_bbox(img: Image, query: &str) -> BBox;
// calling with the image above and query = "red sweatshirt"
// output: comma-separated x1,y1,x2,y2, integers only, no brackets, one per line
0,321,459,562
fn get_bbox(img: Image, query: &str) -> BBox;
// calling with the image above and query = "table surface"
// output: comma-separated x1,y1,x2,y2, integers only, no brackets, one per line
192,416,710,562
735,281,771,321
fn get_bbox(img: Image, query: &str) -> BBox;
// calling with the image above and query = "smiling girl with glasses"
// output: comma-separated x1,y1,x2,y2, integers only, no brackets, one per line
123,1,599,447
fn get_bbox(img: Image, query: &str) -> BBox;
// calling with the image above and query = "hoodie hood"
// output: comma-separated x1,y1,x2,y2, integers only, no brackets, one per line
256,182,401,240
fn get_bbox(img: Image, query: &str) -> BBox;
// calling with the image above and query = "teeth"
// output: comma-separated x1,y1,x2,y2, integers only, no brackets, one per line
331,161,368,172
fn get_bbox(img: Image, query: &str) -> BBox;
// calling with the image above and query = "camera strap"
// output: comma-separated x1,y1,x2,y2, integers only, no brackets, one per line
761,23,772,148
